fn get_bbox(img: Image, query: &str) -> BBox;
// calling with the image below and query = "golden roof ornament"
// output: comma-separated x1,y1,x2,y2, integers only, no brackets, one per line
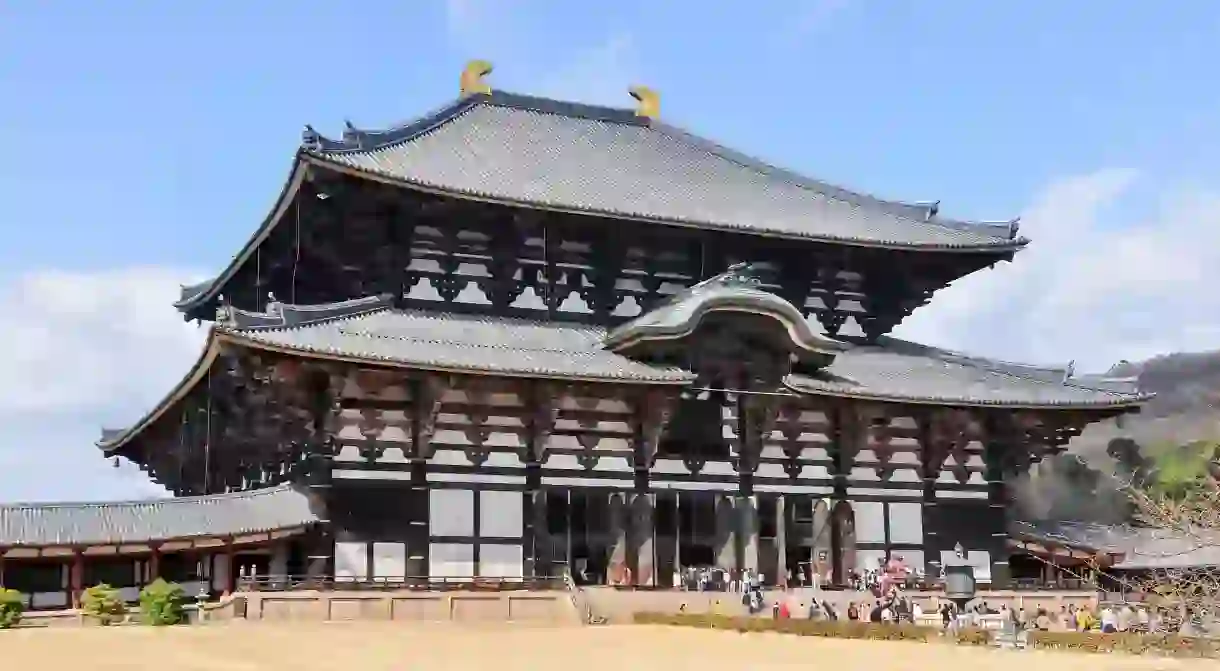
460,59,493,97
629,85,659,119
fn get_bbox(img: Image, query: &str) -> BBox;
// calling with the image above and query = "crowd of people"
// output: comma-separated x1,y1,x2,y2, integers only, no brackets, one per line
962,601,1174,633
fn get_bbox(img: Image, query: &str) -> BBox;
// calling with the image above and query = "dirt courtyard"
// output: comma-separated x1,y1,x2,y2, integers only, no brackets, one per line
2,623,1213,671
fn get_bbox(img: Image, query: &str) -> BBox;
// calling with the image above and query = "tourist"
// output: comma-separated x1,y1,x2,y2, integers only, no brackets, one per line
846,601,860,621
1074,605,1093,631
1035,608,1051,631
1147,608,1162,633
1100,605,1117,633
1123,603,1138,632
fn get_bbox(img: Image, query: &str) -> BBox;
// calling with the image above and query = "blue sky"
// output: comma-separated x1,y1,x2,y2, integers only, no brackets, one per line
2,1,1220,501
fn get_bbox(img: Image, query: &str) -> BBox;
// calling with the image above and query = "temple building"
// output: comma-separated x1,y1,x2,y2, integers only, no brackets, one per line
0,62,1148,609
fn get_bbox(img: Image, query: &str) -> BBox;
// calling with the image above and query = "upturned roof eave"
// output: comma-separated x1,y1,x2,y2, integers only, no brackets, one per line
97,329,226,454
173,154,312,314
781,377,1151,411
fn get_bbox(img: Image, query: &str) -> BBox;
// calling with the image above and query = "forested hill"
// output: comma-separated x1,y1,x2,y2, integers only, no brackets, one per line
1013,350,1220,523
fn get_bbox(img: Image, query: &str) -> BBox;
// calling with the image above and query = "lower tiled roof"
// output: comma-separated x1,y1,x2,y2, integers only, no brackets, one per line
1011,520,1220,569
225,309,693,383
787,337,1146,408
0,484,318,547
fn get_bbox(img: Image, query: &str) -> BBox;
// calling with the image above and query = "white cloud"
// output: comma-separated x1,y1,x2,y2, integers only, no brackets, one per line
0,267,205,502
897,170,1220,372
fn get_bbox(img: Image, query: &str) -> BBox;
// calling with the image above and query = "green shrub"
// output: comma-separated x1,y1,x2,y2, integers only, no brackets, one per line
0,588,24,629
633,612,937,642
139,579,185,626
1027,630,1219,658
80,584,126,626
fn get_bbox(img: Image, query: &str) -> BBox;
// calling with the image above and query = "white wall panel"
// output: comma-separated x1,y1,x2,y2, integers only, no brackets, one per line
479,490,523,538
429,543,475,580
372,542,407,580
429,489,475,537
854,501,887,543
334,541,369,581
887,502,924,545
479,543,524,579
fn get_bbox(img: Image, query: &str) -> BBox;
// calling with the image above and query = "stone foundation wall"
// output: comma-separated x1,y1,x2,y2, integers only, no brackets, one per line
234,590,581,625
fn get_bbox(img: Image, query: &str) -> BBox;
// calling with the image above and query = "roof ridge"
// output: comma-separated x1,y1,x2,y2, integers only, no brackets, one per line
0,483,298,511
219,294,397,332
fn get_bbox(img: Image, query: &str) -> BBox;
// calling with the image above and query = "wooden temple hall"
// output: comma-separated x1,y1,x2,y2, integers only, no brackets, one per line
0,61,1148,607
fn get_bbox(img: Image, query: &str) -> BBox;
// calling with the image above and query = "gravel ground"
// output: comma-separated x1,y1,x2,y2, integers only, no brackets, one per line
1,623,1212,671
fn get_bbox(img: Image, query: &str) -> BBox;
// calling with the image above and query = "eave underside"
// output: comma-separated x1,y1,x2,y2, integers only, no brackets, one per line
176,167,1016,340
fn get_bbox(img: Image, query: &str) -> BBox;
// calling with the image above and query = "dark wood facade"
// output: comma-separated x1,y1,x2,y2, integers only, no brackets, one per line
106,343,1132,588
186,168,1012,340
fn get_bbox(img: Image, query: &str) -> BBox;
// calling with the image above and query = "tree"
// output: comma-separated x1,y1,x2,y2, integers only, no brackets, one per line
0,588,23,629
1120,442,1220,635
138,579,185,626
80,584,126,626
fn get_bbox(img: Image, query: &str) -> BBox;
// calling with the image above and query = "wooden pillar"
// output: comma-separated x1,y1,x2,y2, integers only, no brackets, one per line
69,550,84,609
225,539,237,594
775,494,788,588
607,492,628,585
629,492,655,586
148,545,161,585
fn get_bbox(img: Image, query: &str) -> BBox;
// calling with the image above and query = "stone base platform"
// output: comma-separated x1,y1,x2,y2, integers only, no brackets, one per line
234,589,583,625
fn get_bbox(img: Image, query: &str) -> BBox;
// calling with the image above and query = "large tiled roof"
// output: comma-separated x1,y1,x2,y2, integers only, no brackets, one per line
306,91,1023,252
0,484,317,547
1012,520,1220,570
176,90,1025,316
787,337,1147,408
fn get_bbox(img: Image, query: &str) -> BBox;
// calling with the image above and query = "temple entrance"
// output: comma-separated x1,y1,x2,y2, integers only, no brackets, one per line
536,489,613,585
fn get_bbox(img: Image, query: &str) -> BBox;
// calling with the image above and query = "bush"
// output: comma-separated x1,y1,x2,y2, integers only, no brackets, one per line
80,584,126,626
633,612,937,642
0,588,24,629
1027,630,1219,658
139,579,185,626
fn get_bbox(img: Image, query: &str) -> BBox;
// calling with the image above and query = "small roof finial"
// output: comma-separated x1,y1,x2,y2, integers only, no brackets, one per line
460,59,494,97
629,85,660,119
